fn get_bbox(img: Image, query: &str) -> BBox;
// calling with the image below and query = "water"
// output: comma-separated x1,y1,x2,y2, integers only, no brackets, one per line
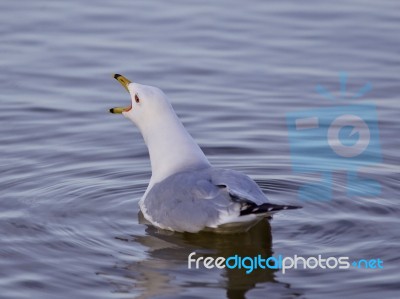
1,0,399,298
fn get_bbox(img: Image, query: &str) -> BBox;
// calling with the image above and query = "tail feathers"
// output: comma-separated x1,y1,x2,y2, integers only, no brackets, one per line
240,202,301,216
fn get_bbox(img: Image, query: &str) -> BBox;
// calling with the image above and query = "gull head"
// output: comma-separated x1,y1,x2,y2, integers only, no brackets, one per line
109,74,172,128
109,74,210,185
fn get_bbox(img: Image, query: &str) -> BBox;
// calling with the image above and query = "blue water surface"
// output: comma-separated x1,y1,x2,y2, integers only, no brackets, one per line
1,1,399,298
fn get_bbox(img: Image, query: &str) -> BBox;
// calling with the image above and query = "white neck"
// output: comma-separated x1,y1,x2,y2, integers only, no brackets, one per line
138,107,210,189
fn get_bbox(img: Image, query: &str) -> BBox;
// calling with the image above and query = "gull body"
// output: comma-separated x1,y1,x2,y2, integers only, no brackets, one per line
110,75,299,233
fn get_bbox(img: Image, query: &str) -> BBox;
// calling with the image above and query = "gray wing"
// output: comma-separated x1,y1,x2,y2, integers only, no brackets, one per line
209,168,268,205
142,168,269,232
142,169,235,232
209,169,300,216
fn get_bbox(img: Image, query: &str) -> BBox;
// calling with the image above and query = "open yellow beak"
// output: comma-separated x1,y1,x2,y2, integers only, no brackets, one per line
109,74,133,114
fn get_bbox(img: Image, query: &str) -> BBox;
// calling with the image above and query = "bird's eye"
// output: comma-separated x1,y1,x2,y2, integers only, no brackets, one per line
135,94,140,103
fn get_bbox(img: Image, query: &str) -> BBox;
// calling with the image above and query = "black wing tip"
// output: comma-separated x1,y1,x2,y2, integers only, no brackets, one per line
240,203,302,216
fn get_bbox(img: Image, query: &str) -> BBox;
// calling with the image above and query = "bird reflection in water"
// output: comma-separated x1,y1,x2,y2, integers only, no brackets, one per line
102,213,301,299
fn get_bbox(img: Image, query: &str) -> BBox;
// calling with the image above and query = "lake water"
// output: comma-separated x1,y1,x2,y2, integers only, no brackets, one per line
1,0,399,298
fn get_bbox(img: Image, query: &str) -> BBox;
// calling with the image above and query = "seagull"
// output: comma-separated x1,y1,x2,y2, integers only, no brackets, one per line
109,74,300,233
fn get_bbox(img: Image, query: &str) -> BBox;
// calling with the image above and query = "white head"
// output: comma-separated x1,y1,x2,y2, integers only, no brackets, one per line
110,74,177,141
110,74,210,186
122,83,175,133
